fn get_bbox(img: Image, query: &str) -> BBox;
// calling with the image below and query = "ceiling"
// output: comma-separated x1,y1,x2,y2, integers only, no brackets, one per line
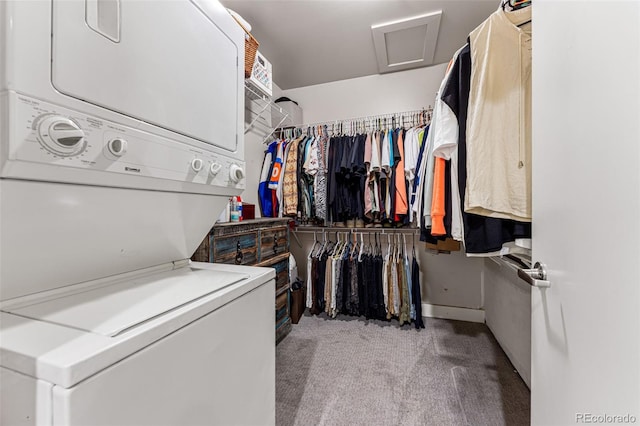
220,0,499,90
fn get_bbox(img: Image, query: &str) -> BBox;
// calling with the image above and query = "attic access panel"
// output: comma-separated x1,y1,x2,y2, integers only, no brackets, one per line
371,11,442,74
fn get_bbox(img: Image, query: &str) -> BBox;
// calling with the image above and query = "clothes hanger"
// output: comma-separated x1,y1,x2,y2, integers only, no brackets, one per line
358,232,365,261
334,232,341,258
310,231,319,256
386,234,391,259
319,229,327,254
350,232,357,261
502,0,532,26
392,234,397,262
344,232,352,258
336,233,349,259
402,233,406,257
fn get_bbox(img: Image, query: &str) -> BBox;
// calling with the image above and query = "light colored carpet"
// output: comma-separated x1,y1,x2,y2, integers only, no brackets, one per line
276,314,530,426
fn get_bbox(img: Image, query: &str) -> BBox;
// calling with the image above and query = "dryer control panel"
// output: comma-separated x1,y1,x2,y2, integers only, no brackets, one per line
2,94,246,193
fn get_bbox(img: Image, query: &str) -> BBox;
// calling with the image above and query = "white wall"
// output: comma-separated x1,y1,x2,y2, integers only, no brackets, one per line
420,250,483,309
484,258,531,387
280,64,485,312
282,64,447,123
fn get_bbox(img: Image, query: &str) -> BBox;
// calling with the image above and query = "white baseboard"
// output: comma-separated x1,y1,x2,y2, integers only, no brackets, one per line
421,303,485,323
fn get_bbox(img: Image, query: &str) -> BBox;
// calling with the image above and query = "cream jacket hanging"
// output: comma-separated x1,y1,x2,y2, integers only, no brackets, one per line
465,6,532,222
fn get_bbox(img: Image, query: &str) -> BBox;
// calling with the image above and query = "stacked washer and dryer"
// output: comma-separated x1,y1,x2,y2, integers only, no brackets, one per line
0,1,275,425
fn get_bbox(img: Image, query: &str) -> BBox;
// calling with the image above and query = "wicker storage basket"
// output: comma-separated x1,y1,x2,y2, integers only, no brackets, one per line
231,16,259,78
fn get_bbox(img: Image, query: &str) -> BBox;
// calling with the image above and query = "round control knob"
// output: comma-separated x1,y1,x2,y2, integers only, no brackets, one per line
191,158,204,172
36,115,87,157
107,138,127,157
209,162,222,176
229,164,245,183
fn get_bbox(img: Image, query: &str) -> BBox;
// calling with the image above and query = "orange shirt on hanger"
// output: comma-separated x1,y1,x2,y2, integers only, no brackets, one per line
394,130,408,220
430,157,446,236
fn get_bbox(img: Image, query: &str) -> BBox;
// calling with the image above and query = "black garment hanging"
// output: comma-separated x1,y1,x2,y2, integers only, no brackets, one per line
339,251,350,313
309,254,319,315
327,136,339,222
313,248,329,314
373,251,386,320
363,253,375,318
411,254,425,329
346,256,359,316
351,134,367,220
357,254,367,316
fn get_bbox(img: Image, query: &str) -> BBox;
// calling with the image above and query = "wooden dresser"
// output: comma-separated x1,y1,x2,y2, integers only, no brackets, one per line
192,218,292,343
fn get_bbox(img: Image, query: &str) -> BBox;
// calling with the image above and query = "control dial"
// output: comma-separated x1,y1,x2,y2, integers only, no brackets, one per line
209,162,222,176
107,138,127,157
191,158,204,172
36,114,87,157
229,164,245,183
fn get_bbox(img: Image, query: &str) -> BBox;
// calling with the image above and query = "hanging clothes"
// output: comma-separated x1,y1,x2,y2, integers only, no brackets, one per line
280,121,434,229
441,42,532,254
432,47,466,241
411,251,425,329
304,232,422,327
398,247,410,326
298,135,313,220
259,141,277,217
363,133,374,219
430,158,447,236
465,6,532,222
276,140,289,217
283,135,302,216
314,128,329,223
393,129,409,222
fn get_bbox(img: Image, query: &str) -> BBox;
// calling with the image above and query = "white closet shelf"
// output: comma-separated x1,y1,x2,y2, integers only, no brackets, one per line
244,81,288,143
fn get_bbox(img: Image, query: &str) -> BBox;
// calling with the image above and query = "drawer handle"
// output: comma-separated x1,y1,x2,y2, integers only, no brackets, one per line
235,241,243,264
273,235,279,254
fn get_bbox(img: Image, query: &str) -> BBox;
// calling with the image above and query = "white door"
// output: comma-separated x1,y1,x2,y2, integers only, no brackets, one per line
531,1,640,425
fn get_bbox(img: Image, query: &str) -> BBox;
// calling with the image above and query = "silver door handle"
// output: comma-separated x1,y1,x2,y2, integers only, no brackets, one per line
518,262,551,288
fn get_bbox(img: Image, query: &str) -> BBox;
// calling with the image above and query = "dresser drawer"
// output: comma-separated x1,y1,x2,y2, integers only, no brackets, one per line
274,257,289,294
276,291,289,321
212,231,257,265
259,226,288,262
259,253,289,294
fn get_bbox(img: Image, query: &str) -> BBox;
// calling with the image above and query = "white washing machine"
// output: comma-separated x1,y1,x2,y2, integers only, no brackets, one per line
0,1,275,425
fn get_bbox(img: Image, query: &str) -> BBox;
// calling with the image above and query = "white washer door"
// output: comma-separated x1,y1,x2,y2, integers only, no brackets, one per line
51,0,241,152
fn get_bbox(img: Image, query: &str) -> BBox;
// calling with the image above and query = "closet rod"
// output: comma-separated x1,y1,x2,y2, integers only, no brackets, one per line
289,107,434,131
292,226,420,235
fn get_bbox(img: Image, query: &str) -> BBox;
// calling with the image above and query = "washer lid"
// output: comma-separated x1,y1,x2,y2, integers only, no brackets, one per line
5,268,249,337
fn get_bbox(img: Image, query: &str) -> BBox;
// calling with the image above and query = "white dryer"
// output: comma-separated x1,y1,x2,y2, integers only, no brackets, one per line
0,1,275,425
